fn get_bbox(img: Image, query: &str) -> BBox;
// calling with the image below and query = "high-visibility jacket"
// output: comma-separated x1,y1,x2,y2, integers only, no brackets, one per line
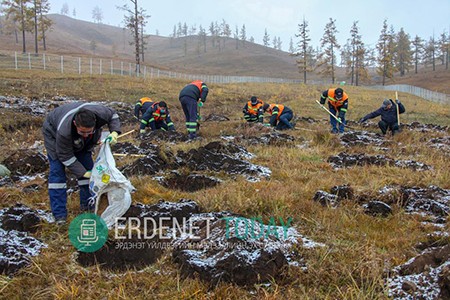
134,97,153,118
179,80,209,103
266,104,285,120
140,102,174,130
244,99,264,116
321,88,349,111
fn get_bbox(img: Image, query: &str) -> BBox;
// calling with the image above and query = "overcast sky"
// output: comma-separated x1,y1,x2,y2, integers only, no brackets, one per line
49,0,450,51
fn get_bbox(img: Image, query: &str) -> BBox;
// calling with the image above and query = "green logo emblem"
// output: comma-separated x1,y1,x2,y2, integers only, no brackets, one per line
69,213,108,252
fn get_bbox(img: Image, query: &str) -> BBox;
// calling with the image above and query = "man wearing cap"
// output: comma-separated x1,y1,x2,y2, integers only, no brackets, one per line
359,99,405,135
320,87,349,133
243,96,264,123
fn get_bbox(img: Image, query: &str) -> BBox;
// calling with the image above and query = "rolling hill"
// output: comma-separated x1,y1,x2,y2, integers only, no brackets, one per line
0,14,449,93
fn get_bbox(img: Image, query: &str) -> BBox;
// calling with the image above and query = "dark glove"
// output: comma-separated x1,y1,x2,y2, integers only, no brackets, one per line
320,98,325,105
168,125,175,131
359,117,367,123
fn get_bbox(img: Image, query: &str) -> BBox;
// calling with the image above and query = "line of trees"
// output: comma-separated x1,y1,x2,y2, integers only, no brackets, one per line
294,18,449,85
1,0,52,54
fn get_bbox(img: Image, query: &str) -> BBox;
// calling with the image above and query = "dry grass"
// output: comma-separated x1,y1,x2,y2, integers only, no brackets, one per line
0,70,449,299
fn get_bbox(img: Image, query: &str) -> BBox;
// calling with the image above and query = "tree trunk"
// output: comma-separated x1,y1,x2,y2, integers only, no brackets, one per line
20,0,26,54
133,0,140,73
34,0,38,55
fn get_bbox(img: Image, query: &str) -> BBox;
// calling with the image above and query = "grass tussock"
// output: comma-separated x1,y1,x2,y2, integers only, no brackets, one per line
0,70,449,299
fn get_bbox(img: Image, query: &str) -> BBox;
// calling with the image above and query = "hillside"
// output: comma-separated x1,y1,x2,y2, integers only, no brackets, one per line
0,14,301,79
0,14,449,92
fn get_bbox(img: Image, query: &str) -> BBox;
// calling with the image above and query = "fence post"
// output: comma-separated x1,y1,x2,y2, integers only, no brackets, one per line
43,53,46,70
61,56,64,73
28,53,31,69
14,52,18,70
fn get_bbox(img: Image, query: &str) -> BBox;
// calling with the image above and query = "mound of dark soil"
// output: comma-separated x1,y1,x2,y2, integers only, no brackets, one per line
340,131,387,147
203,114,230,121
77,235,163,271
158,172,221,192
328,152,432,171
2,149,47,176
139,130,188,142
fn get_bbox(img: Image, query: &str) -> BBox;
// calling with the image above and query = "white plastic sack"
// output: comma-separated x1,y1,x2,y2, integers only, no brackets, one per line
89,142,134,228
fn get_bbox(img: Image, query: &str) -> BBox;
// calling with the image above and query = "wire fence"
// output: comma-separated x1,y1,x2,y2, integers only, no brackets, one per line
1,51,449,104
369,84,450,104
0,51,301,84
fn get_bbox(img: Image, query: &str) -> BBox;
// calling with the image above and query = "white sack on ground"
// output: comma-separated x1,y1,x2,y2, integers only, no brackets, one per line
89,142,134,228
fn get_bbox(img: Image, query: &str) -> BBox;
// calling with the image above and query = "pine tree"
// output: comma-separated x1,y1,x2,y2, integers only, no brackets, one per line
317,18,340,84
346,21,366,85
117,0,149,73
376,20,396,85
289,37,294,54
92,6,102,23
60,2,68,15
2,0,31,53
240,24,246,47
263,28,269,47
411,35,423,73
395,28,412,76
438,30,448,68
294,17,312,84
424,36,436,70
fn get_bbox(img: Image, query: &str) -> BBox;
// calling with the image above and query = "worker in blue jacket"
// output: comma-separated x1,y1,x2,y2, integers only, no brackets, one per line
139,101,175,133
359,99,405,135
179,80,208,139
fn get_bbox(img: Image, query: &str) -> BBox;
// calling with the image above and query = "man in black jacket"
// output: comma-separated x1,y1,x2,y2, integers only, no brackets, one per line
359,99,405,135
42,102,121,223
179,80,208,139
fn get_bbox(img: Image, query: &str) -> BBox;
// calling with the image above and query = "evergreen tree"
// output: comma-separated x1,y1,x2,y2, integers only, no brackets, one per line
60,2,68,15
376,20,396,85
239,24,246,47
317,18,340,84
411,35,423,73
1,0,31,53
234,25,238,50
438,30,449,68
272,36,277,49
294,17,312,84
395,28,412,76
345,21,366,85
198,25,206,53
117,0,149,73
424,36,436,70
288,37,294,54
92,5,102,23
263,28,269,47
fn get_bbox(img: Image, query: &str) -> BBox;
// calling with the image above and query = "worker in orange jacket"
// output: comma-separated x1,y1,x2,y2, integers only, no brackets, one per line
263,103,294,130
320,87,348,133
243,96,264,123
